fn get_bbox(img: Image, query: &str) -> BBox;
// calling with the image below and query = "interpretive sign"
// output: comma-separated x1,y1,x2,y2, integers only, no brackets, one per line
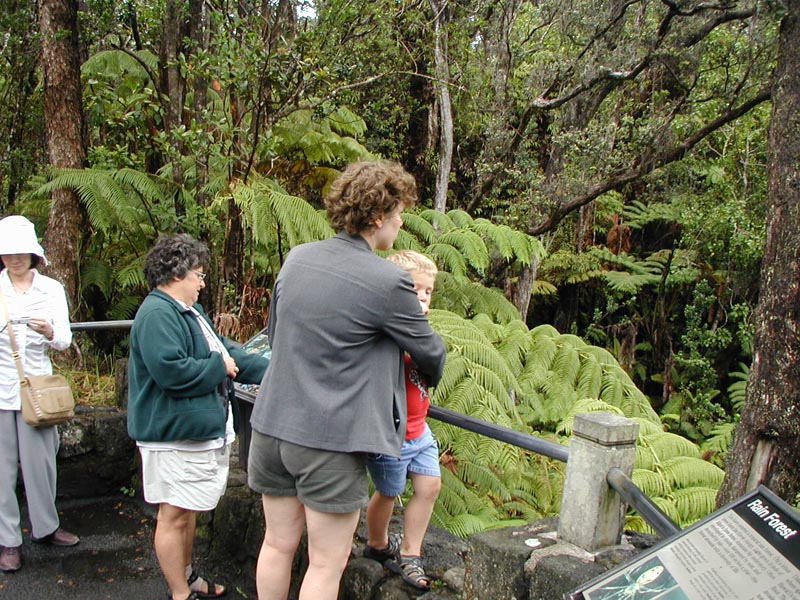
567,485,800,600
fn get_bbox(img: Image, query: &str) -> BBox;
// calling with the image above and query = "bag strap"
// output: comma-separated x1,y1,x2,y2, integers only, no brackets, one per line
0,286,28,384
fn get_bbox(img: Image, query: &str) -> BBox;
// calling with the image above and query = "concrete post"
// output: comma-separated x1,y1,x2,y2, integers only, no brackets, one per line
557,412,639,551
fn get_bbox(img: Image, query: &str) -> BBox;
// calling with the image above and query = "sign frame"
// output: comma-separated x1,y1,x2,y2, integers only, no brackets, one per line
566,485,800,600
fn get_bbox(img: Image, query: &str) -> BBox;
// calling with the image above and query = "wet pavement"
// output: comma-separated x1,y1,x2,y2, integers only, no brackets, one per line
0,495,257,600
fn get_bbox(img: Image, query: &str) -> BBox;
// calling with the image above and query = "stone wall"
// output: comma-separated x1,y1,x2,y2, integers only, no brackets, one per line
54,406,657,600
57,405,137,498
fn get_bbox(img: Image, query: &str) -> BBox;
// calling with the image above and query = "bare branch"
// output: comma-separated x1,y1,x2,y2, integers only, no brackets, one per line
528,88,772,235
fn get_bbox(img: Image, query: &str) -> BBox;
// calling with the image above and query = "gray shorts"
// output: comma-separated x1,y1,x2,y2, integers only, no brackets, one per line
247,430,368,513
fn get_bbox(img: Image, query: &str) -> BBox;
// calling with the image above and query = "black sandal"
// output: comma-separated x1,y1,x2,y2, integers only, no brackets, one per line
166,593,200,600
388,554,431,590
363,532,401,564
187,570,227,598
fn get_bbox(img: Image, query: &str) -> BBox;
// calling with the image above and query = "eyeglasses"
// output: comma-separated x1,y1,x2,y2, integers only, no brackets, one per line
191,269,207,281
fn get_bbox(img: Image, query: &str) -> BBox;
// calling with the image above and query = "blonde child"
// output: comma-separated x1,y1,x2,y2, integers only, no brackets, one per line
363,250,440,591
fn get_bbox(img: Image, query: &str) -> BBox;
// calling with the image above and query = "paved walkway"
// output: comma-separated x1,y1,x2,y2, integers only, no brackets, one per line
0,495,257,600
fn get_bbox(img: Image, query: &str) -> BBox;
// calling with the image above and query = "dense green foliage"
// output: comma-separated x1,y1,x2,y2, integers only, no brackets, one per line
0,0,783,531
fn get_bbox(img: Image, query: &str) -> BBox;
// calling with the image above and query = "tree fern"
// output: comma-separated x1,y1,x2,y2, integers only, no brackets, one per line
471,219,516,261
555,398,624,436
672,487,719,526
391,228,426,252
426,243,469,278
422,309,723,537
660,457,725,490
632,468,672,498
270,108,371,164
418,208,458,232
727,362,749,413
700,422,737,467
575,353,604,399
438,230,490,274
446,209,475,228
644,431,701,462
399,212,440,246
623,200,681,228
431,274,521,323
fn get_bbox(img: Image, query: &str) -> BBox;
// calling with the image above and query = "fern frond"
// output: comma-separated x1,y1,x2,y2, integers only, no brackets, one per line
438,230,490,274
430,355,471,405
471,219,514,261
326,105,368,137
575,353,603,399
391,228,426,252
643,431,701,462
400,212,439,246
672,486,719,525
659,457,725,490
727,362,750,413
631,468,671,498
446,209,475,228
700,421,736,461
426,243,469,278
418,209,456,232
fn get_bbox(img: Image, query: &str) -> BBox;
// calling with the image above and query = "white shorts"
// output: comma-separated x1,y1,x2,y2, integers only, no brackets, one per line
140,446,230,511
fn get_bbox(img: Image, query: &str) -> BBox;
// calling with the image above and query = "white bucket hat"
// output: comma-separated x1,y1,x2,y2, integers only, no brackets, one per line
0,215,49,265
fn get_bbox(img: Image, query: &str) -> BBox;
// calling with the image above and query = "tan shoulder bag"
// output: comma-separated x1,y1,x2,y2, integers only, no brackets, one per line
0,286,74,427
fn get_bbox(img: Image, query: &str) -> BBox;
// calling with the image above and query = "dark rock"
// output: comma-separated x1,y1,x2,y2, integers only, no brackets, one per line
623,529,660,550
210,483,262,564
56,406,136,498
527,554,606,600
594,544,640,570
441,566,465,593
371,575,426,599
417,522,468,580
464,521,557,600
340,557,387,600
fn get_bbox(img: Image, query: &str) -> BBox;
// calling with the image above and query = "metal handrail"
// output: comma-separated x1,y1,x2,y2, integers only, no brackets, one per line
607,467,681,537
428,404,570,463
71,320,134,331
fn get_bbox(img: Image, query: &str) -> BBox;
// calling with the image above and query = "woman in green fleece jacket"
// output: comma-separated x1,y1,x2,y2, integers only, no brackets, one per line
128,234,268,600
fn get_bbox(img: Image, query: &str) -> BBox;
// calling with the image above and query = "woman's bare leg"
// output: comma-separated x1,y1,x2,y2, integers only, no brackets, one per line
299,506,361,600
155,503,193,600
256,495,306,600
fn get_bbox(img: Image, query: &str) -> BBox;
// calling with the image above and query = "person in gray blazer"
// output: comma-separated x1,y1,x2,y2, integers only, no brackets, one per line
247,160,447,600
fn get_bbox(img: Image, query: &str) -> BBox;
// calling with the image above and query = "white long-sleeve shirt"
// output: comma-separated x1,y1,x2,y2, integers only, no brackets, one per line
0,269,72,410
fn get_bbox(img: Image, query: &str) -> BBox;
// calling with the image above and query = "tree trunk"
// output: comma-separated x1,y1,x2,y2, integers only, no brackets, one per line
219,0,296,312
38,0,88,313
717,3,800,506
188,0,210,207
159,0,186,209
504,260,538,322
429,0,453,213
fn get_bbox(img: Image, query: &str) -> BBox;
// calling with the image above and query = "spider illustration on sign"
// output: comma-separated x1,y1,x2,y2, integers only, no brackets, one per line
587,557,688,600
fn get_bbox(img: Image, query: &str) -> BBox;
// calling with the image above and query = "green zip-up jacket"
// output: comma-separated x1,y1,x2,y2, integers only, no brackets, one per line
127,289,268,442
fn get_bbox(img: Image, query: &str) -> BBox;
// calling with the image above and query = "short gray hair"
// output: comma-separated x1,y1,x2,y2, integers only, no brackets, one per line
144,233,210,289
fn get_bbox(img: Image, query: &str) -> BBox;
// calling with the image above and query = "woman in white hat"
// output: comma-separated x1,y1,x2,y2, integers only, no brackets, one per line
0,215,79,573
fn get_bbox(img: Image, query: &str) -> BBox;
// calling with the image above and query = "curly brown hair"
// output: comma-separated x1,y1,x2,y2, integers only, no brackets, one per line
325,160,418,235
144,233,210,289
